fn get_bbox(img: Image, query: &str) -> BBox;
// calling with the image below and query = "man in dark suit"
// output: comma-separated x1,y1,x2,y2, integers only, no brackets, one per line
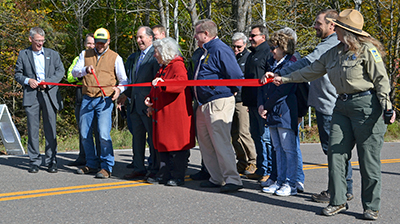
14,27,65,173
118,26,160,179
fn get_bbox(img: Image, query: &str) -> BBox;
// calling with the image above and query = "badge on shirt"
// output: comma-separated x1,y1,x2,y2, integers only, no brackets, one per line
369,48,382,63
203,54,210,65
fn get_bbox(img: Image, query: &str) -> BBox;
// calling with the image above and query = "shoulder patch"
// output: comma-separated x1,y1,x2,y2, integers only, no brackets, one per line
369,48,382,63
203,54,210,65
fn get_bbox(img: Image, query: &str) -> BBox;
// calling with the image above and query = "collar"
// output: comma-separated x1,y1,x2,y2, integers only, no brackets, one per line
142,45,153,55
249,41,268,53
322,32,337,42
33,48,44,55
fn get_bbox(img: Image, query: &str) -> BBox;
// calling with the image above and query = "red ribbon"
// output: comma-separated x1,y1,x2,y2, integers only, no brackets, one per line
39,78,273,88
91,69,107,97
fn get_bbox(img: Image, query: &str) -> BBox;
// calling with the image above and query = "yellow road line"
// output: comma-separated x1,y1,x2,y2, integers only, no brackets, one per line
0,182,151,202
1,159,399,202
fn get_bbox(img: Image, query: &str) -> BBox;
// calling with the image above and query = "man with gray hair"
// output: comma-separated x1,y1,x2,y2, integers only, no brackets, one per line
231,32,257,175
194,19,244,193
119,26,160,180
14,27,65,173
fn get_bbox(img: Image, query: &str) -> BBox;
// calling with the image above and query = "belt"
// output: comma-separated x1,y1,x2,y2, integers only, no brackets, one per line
338,90,372,101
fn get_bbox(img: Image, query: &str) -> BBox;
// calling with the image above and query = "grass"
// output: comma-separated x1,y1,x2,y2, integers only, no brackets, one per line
1,121,399,154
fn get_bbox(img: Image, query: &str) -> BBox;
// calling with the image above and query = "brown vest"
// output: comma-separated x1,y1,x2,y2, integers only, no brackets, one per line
83,49,118,97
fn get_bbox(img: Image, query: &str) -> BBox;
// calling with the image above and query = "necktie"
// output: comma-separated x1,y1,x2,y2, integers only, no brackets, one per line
135,51,145,75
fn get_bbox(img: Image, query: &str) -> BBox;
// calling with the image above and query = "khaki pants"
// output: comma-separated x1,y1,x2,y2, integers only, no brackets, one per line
196,96,242,186
231,102,256,171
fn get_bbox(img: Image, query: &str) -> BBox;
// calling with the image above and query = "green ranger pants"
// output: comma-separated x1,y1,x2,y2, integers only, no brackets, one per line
328,93,386,211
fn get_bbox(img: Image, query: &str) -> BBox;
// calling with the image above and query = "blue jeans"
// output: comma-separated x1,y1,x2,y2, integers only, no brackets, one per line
248,107,274,176
296,129,305,183
316,110,353,194
80,95,114,172
270,127,298,187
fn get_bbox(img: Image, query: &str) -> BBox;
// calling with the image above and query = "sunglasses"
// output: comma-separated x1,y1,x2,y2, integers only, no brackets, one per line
249,33,261,38
270,45,279,51
233,45,244,49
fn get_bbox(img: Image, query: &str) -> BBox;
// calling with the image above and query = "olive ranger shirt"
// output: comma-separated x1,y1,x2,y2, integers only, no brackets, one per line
281,42,392,110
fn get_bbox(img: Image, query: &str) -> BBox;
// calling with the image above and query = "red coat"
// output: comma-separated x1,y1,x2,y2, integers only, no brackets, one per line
148,57,195,152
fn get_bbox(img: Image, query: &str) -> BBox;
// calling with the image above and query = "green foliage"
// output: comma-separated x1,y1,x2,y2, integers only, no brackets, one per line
0,0,399,148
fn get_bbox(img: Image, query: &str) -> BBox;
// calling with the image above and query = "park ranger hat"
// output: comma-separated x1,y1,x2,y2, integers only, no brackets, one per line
94,28,110,43
327,9,370,37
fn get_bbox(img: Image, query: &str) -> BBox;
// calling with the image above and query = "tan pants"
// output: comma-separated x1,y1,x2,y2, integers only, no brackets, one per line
231,102,257,170
196,96,242,186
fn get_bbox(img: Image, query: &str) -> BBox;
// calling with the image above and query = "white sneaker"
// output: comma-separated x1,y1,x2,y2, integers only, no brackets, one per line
296,182,305,193
260,178,276,188
262,183,280,194
275,184,297,196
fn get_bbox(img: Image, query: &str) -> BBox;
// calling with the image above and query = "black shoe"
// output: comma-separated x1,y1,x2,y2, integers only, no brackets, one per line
220,183,243,193
126,162,134,168
190,170,210,180
68,160,86,166
322,203,348,216
200,181,221,188
363,210,379,220
47,163,58,173
166,179,184,186
147,177,168,185
311,190,330,203
28,165,39,173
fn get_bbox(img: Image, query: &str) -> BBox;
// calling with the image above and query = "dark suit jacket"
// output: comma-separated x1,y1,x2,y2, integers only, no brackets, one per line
14,47,65,110
124,46,159,114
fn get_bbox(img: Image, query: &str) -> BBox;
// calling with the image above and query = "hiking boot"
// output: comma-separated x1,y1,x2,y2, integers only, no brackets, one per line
246,173,262,180
243,164,257,175
76,166,99,175
322,203,348,216
95,169,111,179
312,190,330,203
363,210,379,220
259,175,269,183
346,193,354,201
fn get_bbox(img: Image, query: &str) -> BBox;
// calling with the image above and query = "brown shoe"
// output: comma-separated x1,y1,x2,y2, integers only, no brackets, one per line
246,173,261,180
95,169,111,179
76,166,99,175
259,175,270,183
243,164,257,175
312,190,330,203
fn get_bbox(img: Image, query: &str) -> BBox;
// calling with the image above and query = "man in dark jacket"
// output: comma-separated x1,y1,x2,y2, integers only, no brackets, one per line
194,19,244,193
241,25,274,184
231,32,257,175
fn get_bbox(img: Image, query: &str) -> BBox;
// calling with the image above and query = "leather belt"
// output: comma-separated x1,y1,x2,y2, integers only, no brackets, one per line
338,90,372,101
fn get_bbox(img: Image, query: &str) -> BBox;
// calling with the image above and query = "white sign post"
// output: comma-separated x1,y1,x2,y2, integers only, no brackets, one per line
0,104,25,155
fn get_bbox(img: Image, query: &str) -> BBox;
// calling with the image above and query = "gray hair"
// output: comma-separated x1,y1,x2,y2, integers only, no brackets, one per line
277,27,297,43
232,32,248,44
138,26,154,40
30,27,45,38
153,37,181,64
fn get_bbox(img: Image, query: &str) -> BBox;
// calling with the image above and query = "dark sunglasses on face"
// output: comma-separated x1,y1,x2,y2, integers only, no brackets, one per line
233,45,244,49
249,33,261,38
270,45,279,51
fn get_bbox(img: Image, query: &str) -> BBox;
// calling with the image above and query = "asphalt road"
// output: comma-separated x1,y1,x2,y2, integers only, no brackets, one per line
1,142,399,223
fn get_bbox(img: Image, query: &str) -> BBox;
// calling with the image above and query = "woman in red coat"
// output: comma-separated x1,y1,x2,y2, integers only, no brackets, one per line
144,37,195,186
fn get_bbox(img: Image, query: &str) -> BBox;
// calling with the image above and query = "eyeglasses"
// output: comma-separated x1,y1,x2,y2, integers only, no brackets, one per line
270,45,279,51
233,45,244,49
33,39,46,44
249,33,261,38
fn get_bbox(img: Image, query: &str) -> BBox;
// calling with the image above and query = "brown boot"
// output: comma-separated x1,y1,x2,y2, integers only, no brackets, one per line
243,164,257,175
